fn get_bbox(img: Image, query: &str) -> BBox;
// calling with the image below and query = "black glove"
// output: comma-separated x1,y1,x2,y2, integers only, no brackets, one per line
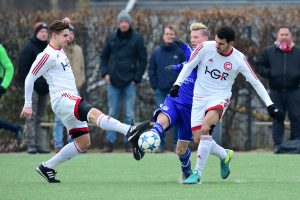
169,85,180,98
165,65,173,71
172,36,186,48
0,85,6,97
267,104,284,122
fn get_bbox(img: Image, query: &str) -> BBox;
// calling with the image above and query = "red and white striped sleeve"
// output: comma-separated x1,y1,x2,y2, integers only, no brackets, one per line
24,52,54,107
239,55,273,107
174,43,205,86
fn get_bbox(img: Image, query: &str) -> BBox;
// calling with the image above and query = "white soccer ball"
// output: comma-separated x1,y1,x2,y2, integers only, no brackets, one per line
138,131,161,153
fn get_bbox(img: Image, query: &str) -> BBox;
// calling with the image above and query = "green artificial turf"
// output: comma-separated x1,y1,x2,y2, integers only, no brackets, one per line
0,152,299,200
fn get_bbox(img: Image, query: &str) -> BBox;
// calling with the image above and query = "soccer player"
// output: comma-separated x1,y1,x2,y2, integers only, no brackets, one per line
20,18,150,183
169,26,284,184
137,22,224,182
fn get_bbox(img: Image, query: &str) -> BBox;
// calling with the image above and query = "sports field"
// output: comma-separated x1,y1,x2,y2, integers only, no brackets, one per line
0,152,299,200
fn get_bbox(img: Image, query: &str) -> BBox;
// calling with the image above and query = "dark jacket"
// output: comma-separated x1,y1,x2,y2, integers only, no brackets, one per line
256,44,300,91
18,36,49,95
100,28,147,88
149,43,185,91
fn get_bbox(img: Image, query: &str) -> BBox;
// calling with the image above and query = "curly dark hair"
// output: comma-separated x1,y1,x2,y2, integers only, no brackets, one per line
48,20,69,37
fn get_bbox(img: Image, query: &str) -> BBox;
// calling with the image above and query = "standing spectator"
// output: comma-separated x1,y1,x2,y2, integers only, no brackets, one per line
256,27,300,153
19,22,50,154
100,10,147,153
0,44,24,144
148,25,186,152
52,24,85,152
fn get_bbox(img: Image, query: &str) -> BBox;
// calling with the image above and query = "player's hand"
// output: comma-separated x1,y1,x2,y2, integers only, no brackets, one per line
0,85,6,97
267,104,284,122
172,36,186,48
62,17,71,24
20,106,33,119
165,65,174,71
165,63,183,72
169,84,180,98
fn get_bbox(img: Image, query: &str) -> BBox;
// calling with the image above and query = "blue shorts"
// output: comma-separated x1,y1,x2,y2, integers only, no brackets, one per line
153,96,192,142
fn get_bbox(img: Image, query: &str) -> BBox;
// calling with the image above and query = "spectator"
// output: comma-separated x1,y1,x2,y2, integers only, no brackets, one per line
100,10,147,153
0,44,24,144
148,25,186,152
256,27,300,153
52,24,85,152
18,22,50,154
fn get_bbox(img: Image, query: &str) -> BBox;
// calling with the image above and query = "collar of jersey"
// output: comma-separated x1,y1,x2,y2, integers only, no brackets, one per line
218,48,233,57
49,44,61,51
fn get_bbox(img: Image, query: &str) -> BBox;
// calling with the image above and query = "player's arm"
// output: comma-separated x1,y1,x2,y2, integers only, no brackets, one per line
165,37,192,72
172,36,192,60
165,63,184,72
20,53,53,118
169,44,204,97
240,56,284,122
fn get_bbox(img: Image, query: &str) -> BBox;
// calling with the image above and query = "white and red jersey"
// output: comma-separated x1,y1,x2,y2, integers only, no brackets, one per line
24,44,78,107
174,41,273,106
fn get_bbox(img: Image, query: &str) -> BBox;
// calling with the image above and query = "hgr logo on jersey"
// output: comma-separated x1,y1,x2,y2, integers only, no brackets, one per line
224,62,232,71
61,58,70,71
204,66,229,80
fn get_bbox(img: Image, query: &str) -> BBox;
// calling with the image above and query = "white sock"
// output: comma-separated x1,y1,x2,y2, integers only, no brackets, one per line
195,135,213,176
210,139,227,160
44,142,81,169
96,114,130,136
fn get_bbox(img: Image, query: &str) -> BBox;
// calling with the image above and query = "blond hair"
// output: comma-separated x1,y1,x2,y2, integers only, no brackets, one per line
190,22,209,37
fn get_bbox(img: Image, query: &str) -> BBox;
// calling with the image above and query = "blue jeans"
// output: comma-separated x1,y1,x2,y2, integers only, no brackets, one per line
155,89,178,149
106,83,136,143
52,115,72,149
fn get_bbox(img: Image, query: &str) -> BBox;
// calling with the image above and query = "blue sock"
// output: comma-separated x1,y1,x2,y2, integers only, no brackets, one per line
150,122,164,135
151,123,165,148
179,148,191,174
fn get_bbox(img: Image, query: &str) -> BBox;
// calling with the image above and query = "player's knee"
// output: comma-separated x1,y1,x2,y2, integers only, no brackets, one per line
78,100,93,121
200,124,211,134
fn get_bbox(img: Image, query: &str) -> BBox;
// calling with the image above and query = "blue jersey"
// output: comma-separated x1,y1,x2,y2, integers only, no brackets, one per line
173,67,197,106
152,43,196,141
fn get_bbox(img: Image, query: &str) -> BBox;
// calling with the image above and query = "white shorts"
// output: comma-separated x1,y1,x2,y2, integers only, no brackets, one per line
51,92,89,137
191,96,230,131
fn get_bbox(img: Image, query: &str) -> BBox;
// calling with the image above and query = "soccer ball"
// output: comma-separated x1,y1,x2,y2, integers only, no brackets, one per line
138,131,161,153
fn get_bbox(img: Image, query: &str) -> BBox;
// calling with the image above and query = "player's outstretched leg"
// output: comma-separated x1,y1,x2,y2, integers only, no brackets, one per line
126,120,150,142
36,163,60,183
126,121,150,160
183,170,201,184
220,149,233,179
